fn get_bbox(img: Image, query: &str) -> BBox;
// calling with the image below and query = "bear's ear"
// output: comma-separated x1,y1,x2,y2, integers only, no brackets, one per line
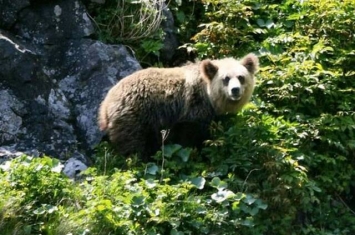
201,60,218,82
240,53,259,75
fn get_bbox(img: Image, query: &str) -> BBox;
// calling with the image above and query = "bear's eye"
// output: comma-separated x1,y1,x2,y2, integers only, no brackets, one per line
238,76,245,84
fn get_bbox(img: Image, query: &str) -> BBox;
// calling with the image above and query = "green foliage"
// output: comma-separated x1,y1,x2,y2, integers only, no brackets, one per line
192,0,259,58
90,0,355,232
0,155,267,234
174,0,355,233
0,156,76,234
169,0,204,43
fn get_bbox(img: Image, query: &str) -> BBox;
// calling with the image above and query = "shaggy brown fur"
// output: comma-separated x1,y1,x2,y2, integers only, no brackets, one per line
98,53,259,159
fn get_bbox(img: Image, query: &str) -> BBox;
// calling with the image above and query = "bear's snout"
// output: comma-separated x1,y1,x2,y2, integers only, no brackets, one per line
228,77,242,100
230,86,242,101
231,87,240,96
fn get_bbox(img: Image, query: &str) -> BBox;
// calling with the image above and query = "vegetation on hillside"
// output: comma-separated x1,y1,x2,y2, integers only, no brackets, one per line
1,0,355,234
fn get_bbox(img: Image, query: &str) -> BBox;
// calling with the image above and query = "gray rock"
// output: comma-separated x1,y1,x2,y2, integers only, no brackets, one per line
0,145,88,179
0,145,40,165
0,0,142,162
62,157,88,179
14,0,95,44
0,145,86,180
56,40,141,149
160,4,179,62
0,0,180,163
0,0,30,29
0,30,39,85
0,90,25,144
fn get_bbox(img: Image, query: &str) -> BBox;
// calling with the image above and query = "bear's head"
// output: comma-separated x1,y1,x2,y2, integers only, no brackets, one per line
201,53,259,114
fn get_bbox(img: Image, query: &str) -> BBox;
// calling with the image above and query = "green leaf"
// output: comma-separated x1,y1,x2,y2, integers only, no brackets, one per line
257,19,265,27
46,205,58,214
163,144,182,158
190,177,206,189
132,195,145,206
51,161,64,173
33,204,58,215
284,20,294,28
249,207,259,216
235,192,246,201
265,19,275,29
210,177,228,190
256,199,268,210
33,207,46,215
145,178,157,188
241,217,254,227
232,201,241,211
171,229,184,235
211,189,235,203
244,195,257,205
176,11,185,23
146,163,159,175
287,13,303,20
176,147,192,162
141,40,164,55
174,0,182,6
0,161,11,171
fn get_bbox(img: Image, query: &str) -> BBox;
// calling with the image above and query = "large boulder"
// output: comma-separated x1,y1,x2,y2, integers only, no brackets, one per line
160,4,179,63
0,0,142,172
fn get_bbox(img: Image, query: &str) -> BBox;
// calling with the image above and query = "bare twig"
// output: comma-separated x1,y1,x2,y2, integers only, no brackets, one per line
160,129,170,182
336,193,355,215
242,168,262,192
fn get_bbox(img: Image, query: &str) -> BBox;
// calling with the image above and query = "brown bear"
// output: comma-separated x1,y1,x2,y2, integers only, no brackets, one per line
98,53,259,159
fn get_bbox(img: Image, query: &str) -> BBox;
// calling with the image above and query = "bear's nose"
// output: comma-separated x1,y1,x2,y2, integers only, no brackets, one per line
231,87,240,96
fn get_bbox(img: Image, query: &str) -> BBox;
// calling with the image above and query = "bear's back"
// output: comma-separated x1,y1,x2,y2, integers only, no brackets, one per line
104,65,208,129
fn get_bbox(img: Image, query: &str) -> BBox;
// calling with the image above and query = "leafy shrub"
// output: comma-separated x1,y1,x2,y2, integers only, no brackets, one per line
0,156,76,234
169,0,204,44
179,0,355,233
191,0,259,58
0,154,268,235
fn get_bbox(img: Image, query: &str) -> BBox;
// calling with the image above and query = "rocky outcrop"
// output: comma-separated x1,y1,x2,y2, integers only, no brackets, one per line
0,0,142,174
160,4,179,62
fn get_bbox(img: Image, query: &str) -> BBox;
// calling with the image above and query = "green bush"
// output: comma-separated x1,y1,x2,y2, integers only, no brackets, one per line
184,0,355,233
0,154,268,234
0,156,76,234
